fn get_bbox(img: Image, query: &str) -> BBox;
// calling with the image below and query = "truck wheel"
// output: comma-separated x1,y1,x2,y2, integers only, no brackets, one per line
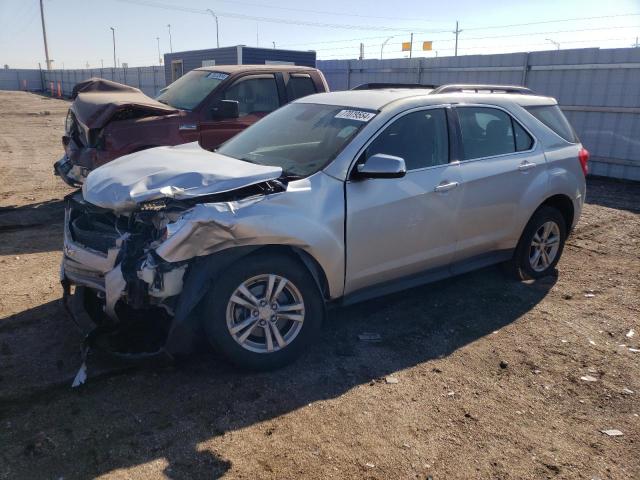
203,253,323,371
506,206,567,280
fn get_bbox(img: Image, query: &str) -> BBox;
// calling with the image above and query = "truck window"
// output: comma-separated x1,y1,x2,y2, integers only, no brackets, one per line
224,75,280,117
286,74,317,100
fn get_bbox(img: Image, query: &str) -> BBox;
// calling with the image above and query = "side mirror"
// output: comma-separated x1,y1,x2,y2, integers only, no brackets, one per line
211,99,240,119
355,153,406,179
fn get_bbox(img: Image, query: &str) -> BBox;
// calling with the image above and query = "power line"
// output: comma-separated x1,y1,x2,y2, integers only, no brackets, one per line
114,0,443,33
280,13,640,47
311,24,640,51
213,0,439,22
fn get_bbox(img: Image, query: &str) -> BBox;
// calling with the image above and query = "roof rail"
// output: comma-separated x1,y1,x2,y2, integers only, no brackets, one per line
351,82,438,90
430,84,535,95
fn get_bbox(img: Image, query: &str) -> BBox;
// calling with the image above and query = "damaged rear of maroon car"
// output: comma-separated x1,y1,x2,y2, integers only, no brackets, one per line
54,66,330,187
55,78,180,186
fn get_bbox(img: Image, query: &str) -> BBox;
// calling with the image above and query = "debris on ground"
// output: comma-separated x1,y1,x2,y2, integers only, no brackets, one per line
385,376,399,384
500,360,509,369
584,293,595,298
580,375,598,382
600,429,624,437
358,332,382,342
626,329,635,338
622,388,634,395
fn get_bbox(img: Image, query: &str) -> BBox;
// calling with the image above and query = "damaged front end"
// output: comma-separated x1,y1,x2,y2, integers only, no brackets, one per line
62,192,183,359
61,178,286,361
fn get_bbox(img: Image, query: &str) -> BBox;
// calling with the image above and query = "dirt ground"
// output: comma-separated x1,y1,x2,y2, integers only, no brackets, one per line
0,91,638,480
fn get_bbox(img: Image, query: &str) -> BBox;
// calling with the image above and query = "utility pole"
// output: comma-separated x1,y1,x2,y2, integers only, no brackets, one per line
110,27,117,68
256,23,259,47
39,0,51,70
453,21,462,57
633,37,639,48
272,41,276,49
156,37,162,65
409,32,413,58
206,9,220,48
167,24,173,52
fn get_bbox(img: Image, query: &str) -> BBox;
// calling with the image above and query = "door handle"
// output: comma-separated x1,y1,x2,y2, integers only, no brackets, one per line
179,124,198,131
518,161,537,172
434,181,459,193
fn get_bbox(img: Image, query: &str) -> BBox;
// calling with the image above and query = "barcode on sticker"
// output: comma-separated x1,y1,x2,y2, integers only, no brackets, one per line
335,110,376,122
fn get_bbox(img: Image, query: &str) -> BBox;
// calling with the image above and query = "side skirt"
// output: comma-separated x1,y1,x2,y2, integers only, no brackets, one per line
340,249,513,307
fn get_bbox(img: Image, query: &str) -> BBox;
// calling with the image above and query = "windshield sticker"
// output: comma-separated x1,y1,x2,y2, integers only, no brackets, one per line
334,110,376,122
206,72,229,81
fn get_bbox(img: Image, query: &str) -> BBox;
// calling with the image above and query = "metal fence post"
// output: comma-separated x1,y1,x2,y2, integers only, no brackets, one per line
346,61,351,90
521,52,530,87
153,66,158,95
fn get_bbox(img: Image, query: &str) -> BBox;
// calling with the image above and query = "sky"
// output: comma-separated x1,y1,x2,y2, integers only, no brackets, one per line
0,0,639,69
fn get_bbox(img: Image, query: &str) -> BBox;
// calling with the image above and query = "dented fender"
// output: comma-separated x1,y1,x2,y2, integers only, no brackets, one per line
154,171,346,300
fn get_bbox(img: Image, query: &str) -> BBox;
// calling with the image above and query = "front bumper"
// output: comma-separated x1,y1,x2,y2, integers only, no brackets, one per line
60,194,185,360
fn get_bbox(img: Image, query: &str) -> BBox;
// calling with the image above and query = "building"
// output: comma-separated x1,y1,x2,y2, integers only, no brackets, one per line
163,46,317,85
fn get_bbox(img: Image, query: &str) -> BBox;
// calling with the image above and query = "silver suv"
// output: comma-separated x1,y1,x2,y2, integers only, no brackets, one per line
61,84,588,370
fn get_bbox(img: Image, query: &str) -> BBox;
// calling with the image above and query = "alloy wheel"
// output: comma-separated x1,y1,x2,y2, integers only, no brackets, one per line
225,274,305,354
529,221,561,272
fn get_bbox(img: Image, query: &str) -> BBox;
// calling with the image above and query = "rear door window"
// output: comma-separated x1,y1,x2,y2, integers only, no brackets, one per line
524,105,577,143
224,75,280,116
457,107,515,160
286,74,317,100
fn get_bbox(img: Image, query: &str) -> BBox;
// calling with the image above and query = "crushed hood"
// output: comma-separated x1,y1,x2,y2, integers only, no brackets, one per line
82,142,283,212
71,78,178,129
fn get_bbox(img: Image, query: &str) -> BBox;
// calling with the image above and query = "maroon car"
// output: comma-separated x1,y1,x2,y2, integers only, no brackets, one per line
54,65,329,186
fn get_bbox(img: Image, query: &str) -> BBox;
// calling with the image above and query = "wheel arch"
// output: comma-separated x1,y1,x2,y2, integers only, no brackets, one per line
537,193,575,232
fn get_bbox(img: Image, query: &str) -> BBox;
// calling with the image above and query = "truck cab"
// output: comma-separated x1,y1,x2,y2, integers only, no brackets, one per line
54,65,329,186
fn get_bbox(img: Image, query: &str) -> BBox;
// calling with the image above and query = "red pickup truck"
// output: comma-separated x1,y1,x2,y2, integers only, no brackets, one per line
54,65,329,186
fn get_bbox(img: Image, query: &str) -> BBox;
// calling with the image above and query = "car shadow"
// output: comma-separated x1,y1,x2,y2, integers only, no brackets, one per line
1,265,557,479
586,176,640,213
0,200,65,255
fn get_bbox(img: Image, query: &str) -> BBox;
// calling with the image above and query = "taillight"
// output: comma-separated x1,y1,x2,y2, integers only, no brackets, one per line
578,148,589,176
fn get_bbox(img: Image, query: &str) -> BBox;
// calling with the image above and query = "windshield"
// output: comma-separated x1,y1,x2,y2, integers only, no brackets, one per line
156,70,229,110
217,103,375,177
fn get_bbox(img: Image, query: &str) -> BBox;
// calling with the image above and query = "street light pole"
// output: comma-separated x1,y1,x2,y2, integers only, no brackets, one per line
206,9,220,48
380,36,392,60
546,38,560,50
110,27,117,68
156,37,162,65
167,24,173,52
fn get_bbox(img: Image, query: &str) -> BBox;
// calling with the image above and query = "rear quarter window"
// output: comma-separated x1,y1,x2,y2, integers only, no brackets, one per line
286,75,317,100
525,105,578,143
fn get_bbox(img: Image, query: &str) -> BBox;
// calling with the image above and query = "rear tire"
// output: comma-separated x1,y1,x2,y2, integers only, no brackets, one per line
505,206,567,280
202,253,323,371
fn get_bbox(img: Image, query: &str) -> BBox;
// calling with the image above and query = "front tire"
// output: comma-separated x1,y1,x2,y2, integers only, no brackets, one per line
506,206,567,280
203,253,323,370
